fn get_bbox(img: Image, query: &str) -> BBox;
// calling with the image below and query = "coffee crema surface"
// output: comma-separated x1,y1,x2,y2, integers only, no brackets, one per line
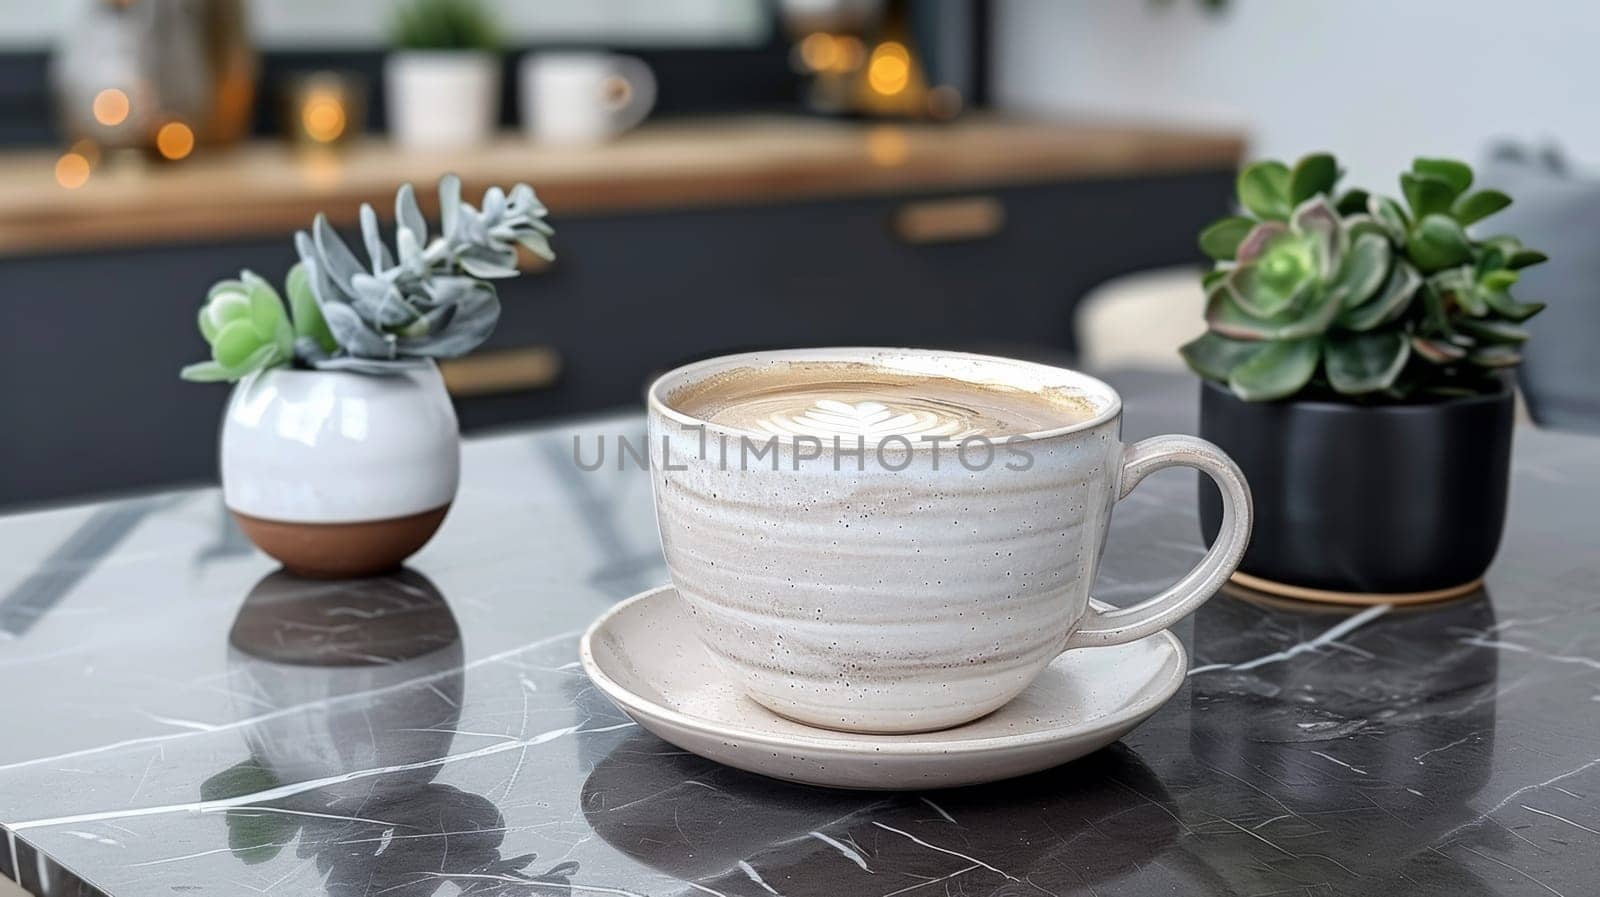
668,362,1095,440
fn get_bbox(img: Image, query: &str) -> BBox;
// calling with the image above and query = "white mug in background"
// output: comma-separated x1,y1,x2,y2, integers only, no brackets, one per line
519,52,656,144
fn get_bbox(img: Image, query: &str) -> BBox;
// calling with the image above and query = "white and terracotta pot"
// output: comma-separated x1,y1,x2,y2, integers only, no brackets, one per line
385,50,500,149
221,364,459,578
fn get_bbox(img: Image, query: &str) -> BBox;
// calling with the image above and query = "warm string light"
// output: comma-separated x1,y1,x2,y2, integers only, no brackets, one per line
867,41,911,96
797,32,865,74
54,152,91,189
301,91,348,144
156,121,195,160
92,88,130,127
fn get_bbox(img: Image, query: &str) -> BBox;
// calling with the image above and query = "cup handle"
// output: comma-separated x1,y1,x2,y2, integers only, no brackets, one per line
1063,434,1252,650
601,56,657,136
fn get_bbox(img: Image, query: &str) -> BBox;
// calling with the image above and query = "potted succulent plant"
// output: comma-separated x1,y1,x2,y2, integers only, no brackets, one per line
386,0,502,149
182,174,555,577
1182,154,1546,603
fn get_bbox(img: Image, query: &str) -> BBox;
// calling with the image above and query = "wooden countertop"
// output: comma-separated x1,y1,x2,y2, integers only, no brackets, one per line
0,115,1243,257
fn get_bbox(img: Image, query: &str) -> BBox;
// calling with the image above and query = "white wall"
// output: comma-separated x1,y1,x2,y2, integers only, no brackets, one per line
993,0,1597,190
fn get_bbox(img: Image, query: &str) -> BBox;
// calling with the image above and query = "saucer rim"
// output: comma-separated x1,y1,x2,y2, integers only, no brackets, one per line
579,584,1188,756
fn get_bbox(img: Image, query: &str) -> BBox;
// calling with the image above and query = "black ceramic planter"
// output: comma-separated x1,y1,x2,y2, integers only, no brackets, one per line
1198,377,1515,602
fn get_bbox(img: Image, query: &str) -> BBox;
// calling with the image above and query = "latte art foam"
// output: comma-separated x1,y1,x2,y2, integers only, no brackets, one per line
670,364,1095,441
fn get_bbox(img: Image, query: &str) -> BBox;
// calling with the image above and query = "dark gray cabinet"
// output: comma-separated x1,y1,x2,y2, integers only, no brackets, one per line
0,169,1231,507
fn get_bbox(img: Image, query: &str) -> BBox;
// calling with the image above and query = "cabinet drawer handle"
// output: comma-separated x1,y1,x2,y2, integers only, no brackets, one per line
892,196,1005,244
439,346,562,397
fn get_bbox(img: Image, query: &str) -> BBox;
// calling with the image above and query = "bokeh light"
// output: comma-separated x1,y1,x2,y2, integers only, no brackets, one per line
55,152,91,189
92,88,130,127
867,42,911,96
301,93,347,144
798,33,840,72
156,121,195,160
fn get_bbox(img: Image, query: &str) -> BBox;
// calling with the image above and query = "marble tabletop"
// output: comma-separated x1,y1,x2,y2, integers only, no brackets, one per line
2,370,1597,897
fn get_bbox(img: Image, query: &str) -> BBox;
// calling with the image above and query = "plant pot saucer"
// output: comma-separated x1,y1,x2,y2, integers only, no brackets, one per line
1228,571,1484,607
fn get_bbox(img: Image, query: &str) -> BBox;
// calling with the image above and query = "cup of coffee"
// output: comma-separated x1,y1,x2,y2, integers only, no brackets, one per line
519,52,656,145
647,348,1251,734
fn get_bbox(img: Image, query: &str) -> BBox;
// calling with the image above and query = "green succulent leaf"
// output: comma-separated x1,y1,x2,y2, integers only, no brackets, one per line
197,305,220,343
1369,195,1410,245
1198,216,1255,261
1179,332,1264,381
286,263,338,353
241,271,293,356
1509,249,1549,269
1409,214,1475,272
1234,221,1289,264
1335,189,1370,216
1207,289,1335,341
1225,262,1310,321
206,279,248,301
179,361,234,382
213,320,265,368
1452,189,1512,226
1482,289,1545,322
1201,268,1228,294
201,287,252,336
1342,213,1387,245
1456,318,1530,344
1412,158,1474,196
1227,337,1321,401
1431,267,1488,317
1226,230,1323,319
1289,153,1338,203
1237,160,1293,220
1480,269,1518,291
1338,260,1421,331
1422,283,1456,337
1329,232,1391,309
1325,331,1410,395
1469,345,1523,368
1401,172,1458,220
1413,336,1467,364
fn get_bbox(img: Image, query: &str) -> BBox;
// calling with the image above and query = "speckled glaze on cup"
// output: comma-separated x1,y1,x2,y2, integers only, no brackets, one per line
648,348,1251,734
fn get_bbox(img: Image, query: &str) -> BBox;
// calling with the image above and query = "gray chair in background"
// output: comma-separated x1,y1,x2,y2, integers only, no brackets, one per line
1482,145,1600,433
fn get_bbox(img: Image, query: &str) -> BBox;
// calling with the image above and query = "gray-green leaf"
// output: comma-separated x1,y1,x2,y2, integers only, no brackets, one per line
1237,160,1292,220
1329,232,1391,309
1180,332,1264,381
1289,153,1338,203
1452,189,1511,226
1408,214,1474,272
1228,337,1321,401
1400,172,1457,220
1325,331,1410,394
1338,261,1420,331
1412,157,1473,196
1198,216,1253,261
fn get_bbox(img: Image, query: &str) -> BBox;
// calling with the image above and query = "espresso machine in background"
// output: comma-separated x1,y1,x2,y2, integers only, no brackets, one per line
778,0,976,119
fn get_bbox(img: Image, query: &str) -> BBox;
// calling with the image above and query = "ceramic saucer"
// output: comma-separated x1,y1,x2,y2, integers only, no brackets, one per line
580,585,1187,790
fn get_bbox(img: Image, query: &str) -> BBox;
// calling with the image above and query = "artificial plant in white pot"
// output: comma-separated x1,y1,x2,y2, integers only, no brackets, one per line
182,175,556,578
386,0,502,149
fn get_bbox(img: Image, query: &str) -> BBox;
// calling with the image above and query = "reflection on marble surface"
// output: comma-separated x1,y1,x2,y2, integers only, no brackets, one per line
2,373,1599,896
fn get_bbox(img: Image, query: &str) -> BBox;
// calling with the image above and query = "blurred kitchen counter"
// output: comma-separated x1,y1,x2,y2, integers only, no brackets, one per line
1,114,1244,508
0,115,1244,257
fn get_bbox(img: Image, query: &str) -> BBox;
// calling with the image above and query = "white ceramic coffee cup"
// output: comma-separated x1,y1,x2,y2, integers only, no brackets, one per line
519,52,656,144
647,348,1252,734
